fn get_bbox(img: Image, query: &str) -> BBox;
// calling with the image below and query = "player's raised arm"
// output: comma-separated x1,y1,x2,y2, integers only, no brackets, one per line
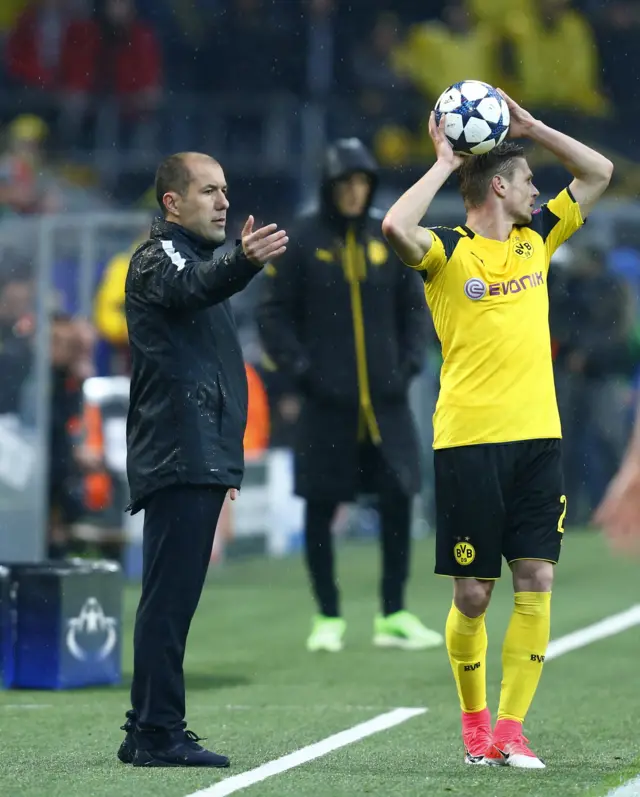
382,113,464,266
499,89,613,218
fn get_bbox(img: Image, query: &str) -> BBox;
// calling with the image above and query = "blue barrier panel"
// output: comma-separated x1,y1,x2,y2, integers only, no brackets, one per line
0,565,13,688
4,559,122,690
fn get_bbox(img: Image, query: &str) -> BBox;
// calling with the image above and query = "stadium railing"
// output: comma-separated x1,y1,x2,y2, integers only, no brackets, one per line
0,90,313,188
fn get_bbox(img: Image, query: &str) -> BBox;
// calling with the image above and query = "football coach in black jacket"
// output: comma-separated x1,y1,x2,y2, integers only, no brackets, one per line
257,139,443,654
117,152,287,768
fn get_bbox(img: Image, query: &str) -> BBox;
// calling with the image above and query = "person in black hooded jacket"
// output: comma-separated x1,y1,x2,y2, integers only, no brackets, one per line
117,152,288,769
257,138,443,653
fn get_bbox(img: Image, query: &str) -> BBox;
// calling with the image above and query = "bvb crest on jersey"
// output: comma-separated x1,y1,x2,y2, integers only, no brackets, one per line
513,237,534,259
454,540,476,566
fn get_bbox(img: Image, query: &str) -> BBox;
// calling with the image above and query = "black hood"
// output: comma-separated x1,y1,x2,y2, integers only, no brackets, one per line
320,138,379,230
150,218,224,258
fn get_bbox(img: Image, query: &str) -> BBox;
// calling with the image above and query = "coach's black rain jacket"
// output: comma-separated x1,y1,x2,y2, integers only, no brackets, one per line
125,218,259,512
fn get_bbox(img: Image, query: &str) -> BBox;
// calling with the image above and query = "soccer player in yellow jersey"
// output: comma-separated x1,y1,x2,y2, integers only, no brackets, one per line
382,90,613,768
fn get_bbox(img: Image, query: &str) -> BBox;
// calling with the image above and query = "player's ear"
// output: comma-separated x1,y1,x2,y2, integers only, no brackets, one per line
491,174,508,198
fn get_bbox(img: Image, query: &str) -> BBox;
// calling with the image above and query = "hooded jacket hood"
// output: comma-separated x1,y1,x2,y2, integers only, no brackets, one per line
320,138,379,230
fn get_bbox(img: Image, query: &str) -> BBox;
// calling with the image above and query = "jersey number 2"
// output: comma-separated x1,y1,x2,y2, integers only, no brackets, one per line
557,495,567,533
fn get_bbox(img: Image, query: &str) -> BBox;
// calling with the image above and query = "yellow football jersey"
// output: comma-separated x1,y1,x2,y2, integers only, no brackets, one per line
414,187,585,449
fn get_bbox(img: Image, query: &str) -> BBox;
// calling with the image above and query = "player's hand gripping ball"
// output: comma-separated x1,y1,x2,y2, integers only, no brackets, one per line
434,80,510,156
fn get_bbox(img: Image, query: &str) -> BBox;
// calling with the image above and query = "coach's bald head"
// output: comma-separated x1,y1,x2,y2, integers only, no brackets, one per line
155,152,230,243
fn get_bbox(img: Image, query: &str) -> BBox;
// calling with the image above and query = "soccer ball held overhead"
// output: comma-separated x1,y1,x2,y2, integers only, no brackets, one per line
434,80,510,156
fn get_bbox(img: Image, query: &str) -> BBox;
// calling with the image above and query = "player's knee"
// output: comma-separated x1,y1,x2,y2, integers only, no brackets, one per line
453,579,494,617
512,559,554,593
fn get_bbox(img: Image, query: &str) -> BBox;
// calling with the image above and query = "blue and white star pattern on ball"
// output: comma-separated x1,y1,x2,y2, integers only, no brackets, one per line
434,80,510,156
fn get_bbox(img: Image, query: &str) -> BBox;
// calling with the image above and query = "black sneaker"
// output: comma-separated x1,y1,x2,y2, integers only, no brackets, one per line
132,730,230,768
117,710,137,764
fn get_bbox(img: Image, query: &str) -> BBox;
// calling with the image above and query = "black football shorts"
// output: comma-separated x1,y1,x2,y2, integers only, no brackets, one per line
434,439,566,579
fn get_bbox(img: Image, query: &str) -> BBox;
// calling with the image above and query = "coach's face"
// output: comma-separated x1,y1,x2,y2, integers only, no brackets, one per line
504,158,539,225
178,156,230,243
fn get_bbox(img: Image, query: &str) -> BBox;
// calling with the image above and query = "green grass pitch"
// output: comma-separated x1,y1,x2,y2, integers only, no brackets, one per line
2,529,639,797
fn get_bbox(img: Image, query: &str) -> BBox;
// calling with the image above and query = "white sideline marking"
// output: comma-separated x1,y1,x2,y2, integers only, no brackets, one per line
220,704,394,711
546,604,640,661
185,605,640,797
608,776,640,796
186,707,426,797
1,703,396,712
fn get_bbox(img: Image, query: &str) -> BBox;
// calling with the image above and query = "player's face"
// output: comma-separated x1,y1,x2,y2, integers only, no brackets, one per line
176,157,230,243
504,159,539,224
333,173,372,218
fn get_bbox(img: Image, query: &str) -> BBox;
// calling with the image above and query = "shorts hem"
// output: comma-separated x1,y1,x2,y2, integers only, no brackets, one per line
506,557,558,566
434,571,500,581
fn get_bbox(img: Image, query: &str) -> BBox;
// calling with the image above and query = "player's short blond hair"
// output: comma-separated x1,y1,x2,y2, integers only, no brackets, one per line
458,143,526,209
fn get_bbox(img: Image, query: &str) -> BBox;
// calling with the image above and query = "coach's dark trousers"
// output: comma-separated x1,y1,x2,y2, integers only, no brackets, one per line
130,484,226,745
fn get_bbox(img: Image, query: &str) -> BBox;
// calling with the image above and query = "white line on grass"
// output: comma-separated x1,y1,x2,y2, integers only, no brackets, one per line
220,704,398,711
608,776,640,796
546,604,640,661
1,703,399,712
546,606,640,797
186,707,427,797
184,603,640,797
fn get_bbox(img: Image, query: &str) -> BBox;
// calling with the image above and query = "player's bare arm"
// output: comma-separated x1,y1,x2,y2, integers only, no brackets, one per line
593,390,640,553
499,89,614,217
382,113,465,266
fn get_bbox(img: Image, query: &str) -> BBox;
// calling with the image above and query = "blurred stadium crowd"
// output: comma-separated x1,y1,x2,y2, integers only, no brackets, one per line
0,0,639,557
1,0,639,201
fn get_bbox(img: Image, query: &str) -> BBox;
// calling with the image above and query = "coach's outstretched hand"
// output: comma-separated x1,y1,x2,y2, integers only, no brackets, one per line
429,112,464,170
242,216,288,266
497,89,537,139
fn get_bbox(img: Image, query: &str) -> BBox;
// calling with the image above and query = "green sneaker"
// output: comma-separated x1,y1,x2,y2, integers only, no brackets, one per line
306,615,346,652
373,610,444,650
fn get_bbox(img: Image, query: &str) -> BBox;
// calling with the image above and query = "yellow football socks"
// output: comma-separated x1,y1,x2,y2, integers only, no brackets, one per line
445,602,488,713
498,591,551,723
